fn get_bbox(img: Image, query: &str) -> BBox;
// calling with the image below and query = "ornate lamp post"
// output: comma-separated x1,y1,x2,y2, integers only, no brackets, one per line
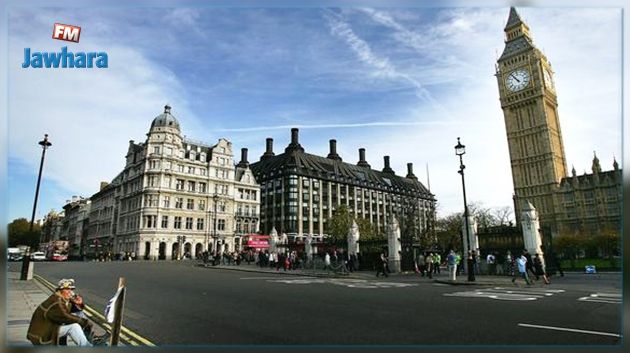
455,137,473,281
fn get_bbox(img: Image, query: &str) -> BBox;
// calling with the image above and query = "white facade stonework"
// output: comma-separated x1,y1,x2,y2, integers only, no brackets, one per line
89,105,260,259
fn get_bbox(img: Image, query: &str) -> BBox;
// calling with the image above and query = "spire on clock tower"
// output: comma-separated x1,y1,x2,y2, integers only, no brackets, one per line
499,7,533,61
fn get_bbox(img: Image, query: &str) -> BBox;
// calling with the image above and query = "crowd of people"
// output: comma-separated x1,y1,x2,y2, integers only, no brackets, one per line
411,248,562,284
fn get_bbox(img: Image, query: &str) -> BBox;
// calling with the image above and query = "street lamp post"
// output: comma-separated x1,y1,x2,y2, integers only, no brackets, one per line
213,194,219,257
22,134,52,280
30,134,52,232
455,137,474,281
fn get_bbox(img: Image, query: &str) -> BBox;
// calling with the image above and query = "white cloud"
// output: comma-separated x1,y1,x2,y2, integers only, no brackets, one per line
8,21,197,204
323,10,443,109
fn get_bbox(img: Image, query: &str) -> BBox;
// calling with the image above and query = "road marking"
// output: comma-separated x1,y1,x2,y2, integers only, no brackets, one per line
240,276,317,280
268,278,417,289
494,287,565,294
444,287,564,301
34,275,156,346
578,292,621,304
518,323,621,338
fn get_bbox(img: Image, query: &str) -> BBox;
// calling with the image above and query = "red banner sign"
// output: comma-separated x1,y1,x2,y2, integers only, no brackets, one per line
246,240,269,248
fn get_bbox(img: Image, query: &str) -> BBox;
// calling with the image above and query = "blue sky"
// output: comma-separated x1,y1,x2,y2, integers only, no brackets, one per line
2,2,623,225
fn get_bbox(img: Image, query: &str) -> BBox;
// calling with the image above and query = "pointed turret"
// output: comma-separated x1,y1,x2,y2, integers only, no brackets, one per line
505,7,524,30
591,151,602,174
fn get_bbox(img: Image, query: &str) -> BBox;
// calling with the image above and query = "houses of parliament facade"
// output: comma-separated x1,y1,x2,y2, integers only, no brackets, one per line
496,8,622,238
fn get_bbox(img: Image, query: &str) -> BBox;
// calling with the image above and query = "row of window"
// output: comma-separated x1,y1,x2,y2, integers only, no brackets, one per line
148,159,236,180
144,215,225,231
150,145,231,166
144,215,259,232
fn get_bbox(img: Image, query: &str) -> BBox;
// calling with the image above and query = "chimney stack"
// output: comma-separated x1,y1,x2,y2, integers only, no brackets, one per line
291,128,299,144
285,128,305,153
406,163,417,180
382,156,395,175
357,148,371,168
261,138,275,160
238,148,249,168
327,139,342,161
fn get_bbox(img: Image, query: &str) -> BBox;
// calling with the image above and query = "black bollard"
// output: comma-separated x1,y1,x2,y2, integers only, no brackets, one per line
20,252,32,280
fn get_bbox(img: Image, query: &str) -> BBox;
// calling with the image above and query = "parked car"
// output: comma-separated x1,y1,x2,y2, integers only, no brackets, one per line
30,251,46,261
51,253,68,261
8,253,23,261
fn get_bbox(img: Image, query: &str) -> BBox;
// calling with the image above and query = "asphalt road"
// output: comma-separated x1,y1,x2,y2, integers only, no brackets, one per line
12,261,622,346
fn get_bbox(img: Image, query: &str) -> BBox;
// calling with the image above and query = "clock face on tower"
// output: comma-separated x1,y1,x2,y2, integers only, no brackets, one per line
543,68,555,91
505,68,531,92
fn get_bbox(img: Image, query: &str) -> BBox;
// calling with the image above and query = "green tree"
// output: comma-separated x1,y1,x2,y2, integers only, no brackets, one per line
355,217,379,241
553,234,585,267
592,230,620,259
8,218,41,249
327,205,351,245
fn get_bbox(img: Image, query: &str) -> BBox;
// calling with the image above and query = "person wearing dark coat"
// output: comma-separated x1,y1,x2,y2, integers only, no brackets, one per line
533,253,550,284
523,250,537,281
467,251,476,282
27,279,92,346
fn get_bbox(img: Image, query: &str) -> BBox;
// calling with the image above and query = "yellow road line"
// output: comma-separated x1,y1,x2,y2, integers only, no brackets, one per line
34,275,156,347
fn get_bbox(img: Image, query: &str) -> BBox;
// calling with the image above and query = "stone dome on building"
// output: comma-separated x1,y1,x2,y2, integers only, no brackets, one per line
151,104,180,131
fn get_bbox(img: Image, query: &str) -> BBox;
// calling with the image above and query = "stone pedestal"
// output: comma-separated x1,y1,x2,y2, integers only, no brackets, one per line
387,218,401,273
521,200,545,267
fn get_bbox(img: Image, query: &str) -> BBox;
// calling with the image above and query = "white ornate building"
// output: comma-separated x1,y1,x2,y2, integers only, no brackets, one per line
90,105,260,259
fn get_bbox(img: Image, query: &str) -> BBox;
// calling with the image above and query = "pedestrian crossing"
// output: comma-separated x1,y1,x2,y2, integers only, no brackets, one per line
444,286,565,301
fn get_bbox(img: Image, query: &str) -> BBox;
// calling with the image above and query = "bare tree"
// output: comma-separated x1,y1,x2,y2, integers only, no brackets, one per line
493,206,514,225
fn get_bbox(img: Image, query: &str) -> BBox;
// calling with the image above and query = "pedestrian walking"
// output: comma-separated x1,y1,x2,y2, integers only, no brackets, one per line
486,252,496,275
447,250,457,281
495,251,505,276
533,253,550,284
416,252,426,277
433,252,441,274
512,254,531,285
505,250,514,276
425,253,434,279
376,252,389,277
324,252,331,271
523,250,537,281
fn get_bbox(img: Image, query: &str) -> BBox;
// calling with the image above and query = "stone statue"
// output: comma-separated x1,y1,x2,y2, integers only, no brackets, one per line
269,227,278,253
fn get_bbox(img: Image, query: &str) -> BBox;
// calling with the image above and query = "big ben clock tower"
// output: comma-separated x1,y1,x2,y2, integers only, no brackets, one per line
496,7,568,233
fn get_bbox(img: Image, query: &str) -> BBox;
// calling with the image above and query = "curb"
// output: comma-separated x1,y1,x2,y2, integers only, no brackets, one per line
195,264,373,279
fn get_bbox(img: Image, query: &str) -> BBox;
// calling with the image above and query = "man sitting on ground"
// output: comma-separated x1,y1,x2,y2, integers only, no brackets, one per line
27,278,106,346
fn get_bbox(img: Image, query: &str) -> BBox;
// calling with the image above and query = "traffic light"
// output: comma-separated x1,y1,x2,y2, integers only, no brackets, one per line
182,236,186,243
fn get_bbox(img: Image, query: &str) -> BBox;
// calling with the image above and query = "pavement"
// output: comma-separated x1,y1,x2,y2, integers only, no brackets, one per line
6,270,111,347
